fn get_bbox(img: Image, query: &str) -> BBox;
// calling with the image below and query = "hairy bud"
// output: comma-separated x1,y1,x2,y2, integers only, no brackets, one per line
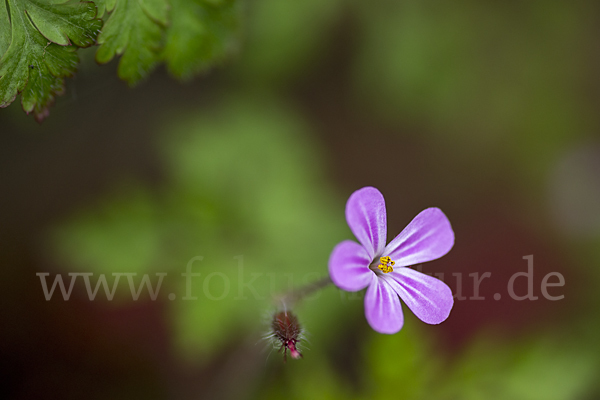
270,310,304,361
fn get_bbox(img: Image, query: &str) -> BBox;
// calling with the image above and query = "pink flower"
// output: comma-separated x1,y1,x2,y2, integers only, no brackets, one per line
328,187,455,334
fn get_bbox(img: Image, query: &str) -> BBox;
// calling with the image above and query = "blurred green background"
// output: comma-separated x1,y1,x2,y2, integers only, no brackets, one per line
1,0,600,399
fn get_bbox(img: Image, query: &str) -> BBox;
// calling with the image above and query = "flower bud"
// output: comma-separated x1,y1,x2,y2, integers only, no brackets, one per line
270,310,303,361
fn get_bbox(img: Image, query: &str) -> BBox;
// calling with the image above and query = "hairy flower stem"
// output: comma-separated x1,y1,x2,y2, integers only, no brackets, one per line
276,276,332,309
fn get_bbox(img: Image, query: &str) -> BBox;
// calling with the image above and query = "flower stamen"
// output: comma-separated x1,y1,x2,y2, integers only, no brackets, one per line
377,256,395,273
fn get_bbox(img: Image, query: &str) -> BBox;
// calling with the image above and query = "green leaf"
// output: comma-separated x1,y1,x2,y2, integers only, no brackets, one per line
0,1,10,57
0,0,102,120
163,0,241,80
93,0,116,18
95,0,168,85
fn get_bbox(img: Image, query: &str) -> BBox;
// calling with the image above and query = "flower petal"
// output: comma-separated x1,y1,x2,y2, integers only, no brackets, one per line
384,268,453,324
384,207,454,267
364,275,404,334
328,240,372,292
345,187,387,260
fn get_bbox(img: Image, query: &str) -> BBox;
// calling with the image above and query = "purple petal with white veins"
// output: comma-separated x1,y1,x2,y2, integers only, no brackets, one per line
345,187,387,260
364,275,404,334
384,207,454,267
328,240,372,292
384,268,453,324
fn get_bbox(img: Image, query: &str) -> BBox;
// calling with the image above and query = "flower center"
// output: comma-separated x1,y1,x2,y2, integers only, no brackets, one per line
377,256,395,273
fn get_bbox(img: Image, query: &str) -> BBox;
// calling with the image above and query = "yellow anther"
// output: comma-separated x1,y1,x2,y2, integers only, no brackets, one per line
378,264,393,273
377,256,395,273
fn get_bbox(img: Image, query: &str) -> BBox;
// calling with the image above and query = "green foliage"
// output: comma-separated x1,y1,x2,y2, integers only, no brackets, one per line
0,0,101,121
93,0,114,19
95,0,168,85
0,2,11,56
163,0,240,80
95,0,241,85
1,0,242,119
